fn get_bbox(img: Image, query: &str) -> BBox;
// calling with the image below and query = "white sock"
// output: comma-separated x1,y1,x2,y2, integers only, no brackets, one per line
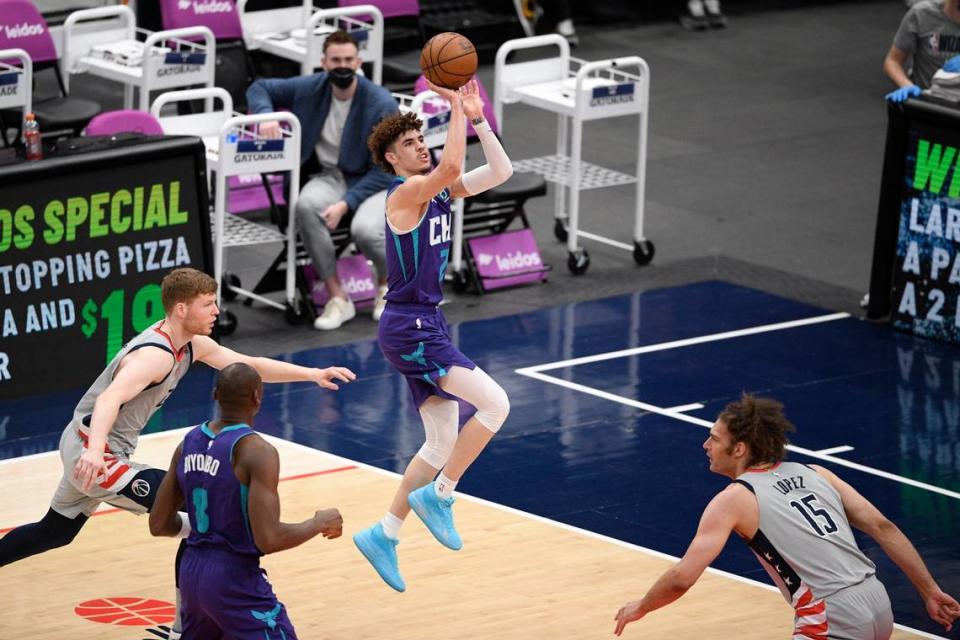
704,0,721,14
380,512,403,540
434,472,458,500
688,0,705,17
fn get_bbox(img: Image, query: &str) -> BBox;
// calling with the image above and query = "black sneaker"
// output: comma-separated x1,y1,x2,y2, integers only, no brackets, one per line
705,8,727,28
680,13,709,30
680,1,709,31
704,0,727,28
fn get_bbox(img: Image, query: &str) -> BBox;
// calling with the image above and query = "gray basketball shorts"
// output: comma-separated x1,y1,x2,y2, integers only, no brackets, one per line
51,424,154,518
794,575,893,640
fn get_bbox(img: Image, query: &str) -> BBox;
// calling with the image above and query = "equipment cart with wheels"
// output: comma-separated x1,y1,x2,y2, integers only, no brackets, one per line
494,34,652,275
211,112,302,333
0,48,31,125
153,88,302,335
62,5,216,112
237,1,383,83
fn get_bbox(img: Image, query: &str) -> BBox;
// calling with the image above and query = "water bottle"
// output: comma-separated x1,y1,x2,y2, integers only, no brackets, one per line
23,112,43,161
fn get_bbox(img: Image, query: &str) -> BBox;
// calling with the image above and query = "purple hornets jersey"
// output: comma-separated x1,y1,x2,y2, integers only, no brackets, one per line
179,422,260,557
384,177,452,306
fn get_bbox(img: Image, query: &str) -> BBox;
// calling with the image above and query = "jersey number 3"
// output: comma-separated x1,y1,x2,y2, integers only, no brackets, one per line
789,493,838,537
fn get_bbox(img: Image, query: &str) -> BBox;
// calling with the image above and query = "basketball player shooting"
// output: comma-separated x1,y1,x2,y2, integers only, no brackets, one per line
352,77,513,592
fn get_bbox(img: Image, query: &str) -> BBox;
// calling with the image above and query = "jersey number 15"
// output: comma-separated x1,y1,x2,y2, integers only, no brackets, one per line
789,494,838,537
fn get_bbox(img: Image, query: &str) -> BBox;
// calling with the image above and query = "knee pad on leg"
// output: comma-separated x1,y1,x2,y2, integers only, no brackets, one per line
474,382,510,434
416,400,459,468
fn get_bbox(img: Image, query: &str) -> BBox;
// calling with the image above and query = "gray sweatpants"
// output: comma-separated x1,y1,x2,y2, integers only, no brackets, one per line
295,170,387,282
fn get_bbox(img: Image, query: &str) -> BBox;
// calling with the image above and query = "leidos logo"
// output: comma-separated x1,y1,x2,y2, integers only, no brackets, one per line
494,250,541,271
179,0,234,13
343,276,374,295
3,23,44,39
476,253,494,267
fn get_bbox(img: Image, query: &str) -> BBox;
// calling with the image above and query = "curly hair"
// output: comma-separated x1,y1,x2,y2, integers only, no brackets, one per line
718,393,795,467
367,112,423,175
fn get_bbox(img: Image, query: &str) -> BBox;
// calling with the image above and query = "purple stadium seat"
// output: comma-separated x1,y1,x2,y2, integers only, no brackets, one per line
0,0,101,137
338,0,420,20
159,0,244,41
0,0,58,64
85,110,165,136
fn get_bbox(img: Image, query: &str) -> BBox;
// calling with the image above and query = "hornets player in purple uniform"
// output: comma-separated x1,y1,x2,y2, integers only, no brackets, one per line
353,79,514,591
150,363,344,639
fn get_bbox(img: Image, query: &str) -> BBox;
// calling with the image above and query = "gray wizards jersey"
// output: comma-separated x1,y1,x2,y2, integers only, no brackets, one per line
69,323,193,456
735,462,876,609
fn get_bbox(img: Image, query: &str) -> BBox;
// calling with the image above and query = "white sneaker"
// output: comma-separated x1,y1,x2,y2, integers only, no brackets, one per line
313,296,356,330
372,285,388,322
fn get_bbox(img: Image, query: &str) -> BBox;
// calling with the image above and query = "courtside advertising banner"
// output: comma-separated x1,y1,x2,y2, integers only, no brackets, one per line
0,137,212,400
468,229,547,291
891,115,960,344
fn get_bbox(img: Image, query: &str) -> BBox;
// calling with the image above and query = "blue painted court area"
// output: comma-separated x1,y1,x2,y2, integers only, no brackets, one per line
2,281,959,637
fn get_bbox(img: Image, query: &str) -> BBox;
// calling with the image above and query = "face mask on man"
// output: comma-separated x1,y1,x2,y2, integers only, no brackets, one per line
329,67,356,89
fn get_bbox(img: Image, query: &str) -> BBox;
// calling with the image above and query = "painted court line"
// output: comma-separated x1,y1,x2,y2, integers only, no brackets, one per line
816,445,855,455
0,434,944,638
517,369,960,502
0,431,356,535
518,311,850,373
267,437,947,640
515,313,960,502
663,402,704,413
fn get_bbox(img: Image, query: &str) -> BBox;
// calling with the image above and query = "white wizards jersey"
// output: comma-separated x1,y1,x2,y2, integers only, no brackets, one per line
735,462,876,608
69,323,193,456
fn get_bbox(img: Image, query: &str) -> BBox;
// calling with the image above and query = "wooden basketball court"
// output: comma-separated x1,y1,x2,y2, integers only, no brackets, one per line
0,429,930,639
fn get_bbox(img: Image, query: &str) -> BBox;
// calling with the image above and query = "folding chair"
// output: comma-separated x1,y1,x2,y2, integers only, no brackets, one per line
152,88,304,333
411,75,548,292
338,0,423,91
418,0,525,61
0,0,101,139
61,5,216,113
159,0,255,112
0,48,31,147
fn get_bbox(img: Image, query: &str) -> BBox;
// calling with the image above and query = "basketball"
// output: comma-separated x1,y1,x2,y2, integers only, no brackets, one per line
420,32,478,90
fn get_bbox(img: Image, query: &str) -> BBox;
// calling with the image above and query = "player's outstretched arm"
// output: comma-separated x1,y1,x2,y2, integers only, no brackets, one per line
192,336,355,389
149,444,186,537
242,436,342,554
77,347,175,491
812,465,960,631
613,485,748,636
450,79,513,200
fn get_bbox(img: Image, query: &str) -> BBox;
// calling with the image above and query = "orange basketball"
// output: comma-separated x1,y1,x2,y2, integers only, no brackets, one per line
420,32,477,90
